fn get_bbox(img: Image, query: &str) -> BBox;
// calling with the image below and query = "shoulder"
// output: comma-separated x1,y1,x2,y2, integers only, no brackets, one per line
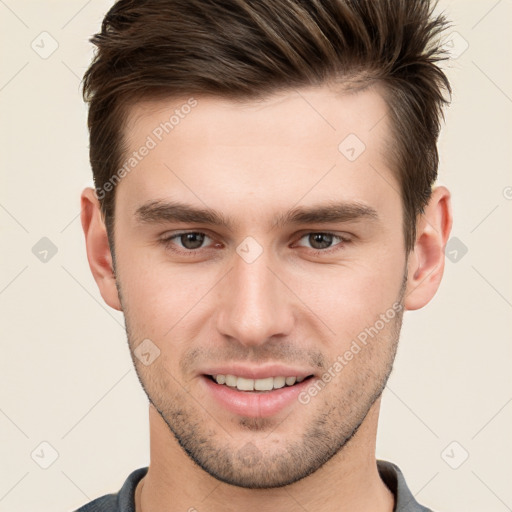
73,467,148,512
74,494,117,512
378,460,435,512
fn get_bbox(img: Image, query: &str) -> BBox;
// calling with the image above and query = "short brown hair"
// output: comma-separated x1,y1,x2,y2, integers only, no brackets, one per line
83,0,451,253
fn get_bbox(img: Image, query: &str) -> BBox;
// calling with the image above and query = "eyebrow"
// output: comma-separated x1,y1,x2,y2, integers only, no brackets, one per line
135,199,379,231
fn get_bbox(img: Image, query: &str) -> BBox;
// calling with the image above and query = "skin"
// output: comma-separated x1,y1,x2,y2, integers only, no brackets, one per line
81,84,452,512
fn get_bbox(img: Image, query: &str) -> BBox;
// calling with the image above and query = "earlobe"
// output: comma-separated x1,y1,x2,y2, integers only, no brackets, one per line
80,188,122,311
404,186,453,311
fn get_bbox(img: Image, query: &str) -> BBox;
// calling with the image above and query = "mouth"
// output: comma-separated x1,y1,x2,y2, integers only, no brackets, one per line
205,373,315,392
201,372,316,418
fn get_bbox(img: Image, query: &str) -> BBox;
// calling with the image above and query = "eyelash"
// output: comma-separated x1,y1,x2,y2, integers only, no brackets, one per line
159,231,351,257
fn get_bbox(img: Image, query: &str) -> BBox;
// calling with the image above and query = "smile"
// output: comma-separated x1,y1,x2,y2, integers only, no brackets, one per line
209,374,311,392
202,373,315,417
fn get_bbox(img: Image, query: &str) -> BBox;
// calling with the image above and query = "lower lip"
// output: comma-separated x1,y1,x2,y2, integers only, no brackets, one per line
201,375,312,418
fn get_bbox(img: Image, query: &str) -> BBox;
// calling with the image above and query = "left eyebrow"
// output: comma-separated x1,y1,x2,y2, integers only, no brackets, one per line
134,199,379,231
272,201,379,229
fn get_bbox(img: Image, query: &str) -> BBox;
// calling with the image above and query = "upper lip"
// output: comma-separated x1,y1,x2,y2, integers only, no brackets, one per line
201,364,315,380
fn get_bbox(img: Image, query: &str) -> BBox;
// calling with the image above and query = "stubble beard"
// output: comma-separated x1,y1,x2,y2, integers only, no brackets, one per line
119,272,406,489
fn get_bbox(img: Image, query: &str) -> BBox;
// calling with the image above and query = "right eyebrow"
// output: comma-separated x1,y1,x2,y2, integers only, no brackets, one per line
135,200,235,230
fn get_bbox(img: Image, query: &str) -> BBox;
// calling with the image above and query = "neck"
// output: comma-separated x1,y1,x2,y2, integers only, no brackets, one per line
138,400,394,512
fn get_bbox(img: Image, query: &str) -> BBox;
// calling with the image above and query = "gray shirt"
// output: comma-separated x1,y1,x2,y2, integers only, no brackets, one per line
74,460,433,511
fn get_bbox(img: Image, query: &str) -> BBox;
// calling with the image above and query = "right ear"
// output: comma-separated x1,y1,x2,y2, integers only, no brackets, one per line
80,188,122,311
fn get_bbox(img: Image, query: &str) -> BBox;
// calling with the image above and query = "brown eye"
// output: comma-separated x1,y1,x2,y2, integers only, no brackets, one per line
177,232,206,250
295,232,350,253
161,231,213,254
308,233,335,250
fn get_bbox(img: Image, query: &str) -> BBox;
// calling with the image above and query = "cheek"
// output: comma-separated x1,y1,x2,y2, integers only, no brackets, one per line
117,250,215,346
308,311,401,401
299,256,404,339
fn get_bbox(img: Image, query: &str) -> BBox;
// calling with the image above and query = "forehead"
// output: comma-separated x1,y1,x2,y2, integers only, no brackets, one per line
124,85,390,150
117,85,398,226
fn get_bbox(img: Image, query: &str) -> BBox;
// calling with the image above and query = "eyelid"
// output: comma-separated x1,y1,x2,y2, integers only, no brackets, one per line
159,230,217,250
294,230,352,240
293,231,352,250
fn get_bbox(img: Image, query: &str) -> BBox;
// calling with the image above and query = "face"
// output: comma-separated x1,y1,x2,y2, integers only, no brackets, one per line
112,85,408,488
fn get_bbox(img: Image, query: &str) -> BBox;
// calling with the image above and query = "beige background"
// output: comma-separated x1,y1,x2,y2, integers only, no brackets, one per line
1,1,511,511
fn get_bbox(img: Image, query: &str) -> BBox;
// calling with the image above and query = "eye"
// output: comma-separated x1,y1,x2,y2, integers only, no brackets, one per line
160,231,215,254
294,232,351,253
159,230,351,257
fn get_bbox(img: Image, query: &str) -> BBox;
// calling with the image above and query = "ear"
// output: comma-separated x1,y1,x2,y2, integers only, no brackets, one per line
80,188,122,311
404,185,453,311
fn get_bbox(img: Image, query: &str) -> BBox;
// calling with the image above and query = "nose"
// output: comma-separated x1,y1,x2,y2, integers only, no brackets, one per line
214,247,294,347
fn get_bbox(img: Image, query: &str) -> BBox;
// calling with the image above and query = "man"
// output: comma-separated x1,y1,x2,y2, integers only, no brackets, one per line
77,0,453,510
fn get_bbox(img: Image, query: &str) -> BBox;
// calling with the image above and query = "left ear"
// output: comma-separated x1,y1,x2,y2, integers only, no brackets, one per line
404,185,453,311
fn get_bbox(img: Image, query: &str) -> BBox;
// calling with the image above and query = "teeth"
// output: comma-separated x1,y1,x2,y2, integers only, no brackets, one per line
236,377,254,391
212,374,306,391
272,376,286,389
254,377,273,391
225,374,237,387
